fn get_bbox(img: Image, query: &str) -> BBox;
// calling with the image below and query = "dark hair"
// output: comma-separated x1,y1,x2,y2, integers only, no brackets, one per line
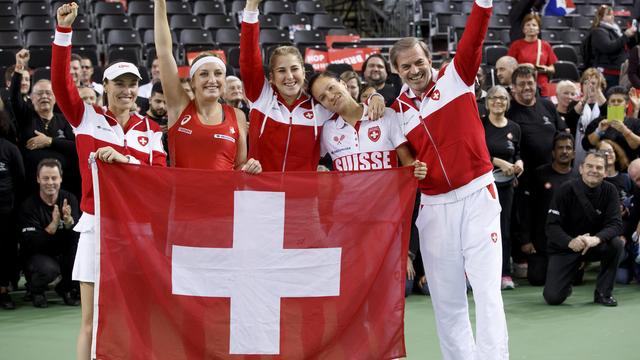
606,85,628,100
511,65,537,86
358,83,376,101
70,53,82,63
0,106,11,139
521,13,542,29
307,71,340,101
362,54,391,78
37,158,63,177
151,81,163,97
552,132,575,149
584,149,609,167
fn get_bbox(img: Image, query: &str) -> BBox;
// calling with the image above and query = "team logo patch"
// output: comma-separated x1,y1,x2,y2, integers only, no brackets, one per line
430,90,441,101
138,136,149,146
491,232,498,243
214,134,236,143
368,126,381,142
333,134,345,144
178,127,192,135
544,182,552,189
180,115,192,125
303,111,314,120
230,127,236,135
507,132,513,140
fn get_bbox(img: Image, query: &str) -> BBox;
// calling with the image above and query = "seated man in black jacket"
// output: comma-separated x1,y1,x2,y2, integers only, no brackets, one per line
20,158,80,308
543,151,624,306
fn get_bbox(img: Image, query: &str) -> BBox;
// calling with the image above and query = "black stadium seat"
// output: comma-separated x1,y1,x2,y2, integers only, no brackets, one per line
127,1,154,17
279,14,310,29
0,2,15,16
26,30,54,49
203,14,236,30
554,61,580,81
0,31,22,50
215,28,240,47
21,15,55,34
260,29,290,46
93,1,125,19
135,15,154,32
553,45,579,64
541,16,570,30
170,14,202,30
327,28,358,36
483,45,508,66
312,14,344,29
18,2,50,18
106,29,142,50
230,1,247,14
193,0,225,16
72,30,98,48
27,49,51,68
100,15,134,31
179,29,214,52
572,16,594,30
0,49,17,68
293,30,325,45
165,1,191,15
263,1,294,15
488,15,509,29
295,1,326,15
561,30,586,46
258,14,278,29
541,29,561,45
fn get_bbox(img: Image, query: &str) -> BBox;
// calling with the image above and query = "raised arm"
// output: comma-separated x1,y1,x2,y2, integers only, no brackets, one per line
154,0,189,128
454,0,492,86
51,3,86,128
9,50,31,123
240,0,267,102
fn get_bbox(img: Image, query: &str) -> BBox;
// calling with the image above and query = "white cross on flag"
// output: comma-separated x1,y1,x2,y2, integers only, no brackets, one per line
92,162,416,359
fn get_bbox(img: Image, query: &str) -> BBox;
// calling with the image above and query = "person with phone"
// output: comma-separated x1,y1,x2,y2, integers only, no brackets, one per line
584,86,640,161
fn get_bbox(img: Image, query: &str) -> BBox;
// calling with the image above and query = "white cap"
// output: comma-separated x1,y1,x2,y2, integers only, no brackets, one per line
103,62,142,81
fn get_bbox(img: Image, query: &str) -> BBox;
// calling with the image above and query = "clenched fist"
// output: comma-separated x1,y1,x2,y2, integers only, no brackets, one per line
57,2,78,28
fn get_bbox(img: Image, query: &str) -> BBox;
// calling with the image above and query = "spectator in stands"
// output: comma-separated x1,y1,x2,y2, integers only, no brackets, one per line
10,50,80,199
155,0,260,173
362,54,399,105
589,4,638,88
180,78,194,100
78,87,98,106
507,13,557,97
555,81,580,137
574,68,608,166
526,132,577,285
583,85,640,161
621,158,640,282
70,53,82,88
239,0,383,172
4,65,31,101
627,44,640,90
508,0,542,42
138,58,160,99
222,76,250,120
339,70,361,101
358,84,376,104
482,85,523,290
146,82,168,163
20,158,80,308
0,103,24,310
79,56,104,96
506,65,566,240
53,4,167,357
495,56,518,89
544,151,624,306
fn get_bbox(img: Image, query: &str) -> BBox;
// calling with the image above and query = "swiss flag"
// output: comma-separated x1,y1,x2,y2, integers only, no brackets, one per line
93,163,416,359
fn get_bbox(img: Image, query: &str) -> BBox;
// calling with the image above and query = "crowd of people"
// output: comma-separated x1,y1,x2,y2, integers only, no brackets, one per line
0,0,640,358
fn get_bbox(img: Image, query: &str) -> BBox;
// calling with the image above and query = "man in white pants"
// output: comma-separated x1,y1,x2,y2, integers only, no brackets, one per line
389,1,509,359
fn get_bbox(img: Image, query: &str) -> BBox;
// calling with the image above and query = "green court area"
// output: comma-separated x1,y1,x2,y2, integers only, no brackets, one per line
0,275,637,359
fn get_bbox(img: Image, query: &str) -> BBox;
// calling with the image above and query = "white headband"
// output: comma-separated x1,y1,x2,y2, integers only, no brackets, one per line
189,56,226,79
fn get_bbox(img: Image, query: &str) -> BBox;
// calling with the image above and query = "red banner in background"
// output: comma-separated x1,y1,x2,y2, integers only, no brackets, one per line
305,48,381,72
186,49,228,65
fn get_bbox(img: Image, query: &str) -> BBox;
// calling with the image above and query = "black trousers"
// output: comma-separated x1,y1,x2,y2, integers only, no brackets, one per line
496,181,514,276
25,244,77,295
0,212,19,288
543,237,624,305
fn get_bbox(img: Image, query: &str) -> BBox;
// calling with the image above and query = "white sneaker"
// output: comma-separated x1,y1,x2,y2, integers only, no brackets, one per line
501,276,515,290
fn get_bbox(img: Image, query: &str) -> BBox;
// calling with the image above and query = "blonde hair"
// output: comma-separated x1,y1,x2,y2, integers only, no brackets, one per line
580,68,607,91
555,80,576,94
593,5,612,28
268,46,304,75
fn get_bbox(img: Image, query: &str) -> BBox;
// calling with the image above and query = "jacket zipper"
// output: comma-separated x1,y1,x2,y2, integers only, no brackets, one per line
282,115,293,172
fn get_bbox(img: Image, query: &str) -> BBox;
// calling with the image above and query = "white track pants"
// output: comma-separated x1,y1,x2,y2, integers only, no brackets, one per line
417,183,509,360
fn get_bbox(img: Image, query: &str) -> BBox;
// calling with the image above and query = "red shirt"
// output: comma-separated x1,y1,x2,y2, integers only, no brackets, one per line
508,38,558,96
168,101,239,170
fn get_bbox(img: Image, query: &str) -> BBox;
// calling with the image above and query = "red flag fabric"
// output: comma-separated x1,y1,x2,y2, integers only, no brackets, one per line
93,163,416,360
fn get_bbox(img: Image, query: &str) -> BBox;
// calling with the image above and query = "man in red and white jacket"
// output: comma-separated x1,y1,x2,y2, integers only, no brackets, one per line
390,1,509,359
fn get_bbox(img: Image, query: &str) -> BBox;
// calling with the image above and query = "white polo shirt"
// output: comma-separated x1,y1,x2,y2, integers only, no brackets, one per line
321,107,407,171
